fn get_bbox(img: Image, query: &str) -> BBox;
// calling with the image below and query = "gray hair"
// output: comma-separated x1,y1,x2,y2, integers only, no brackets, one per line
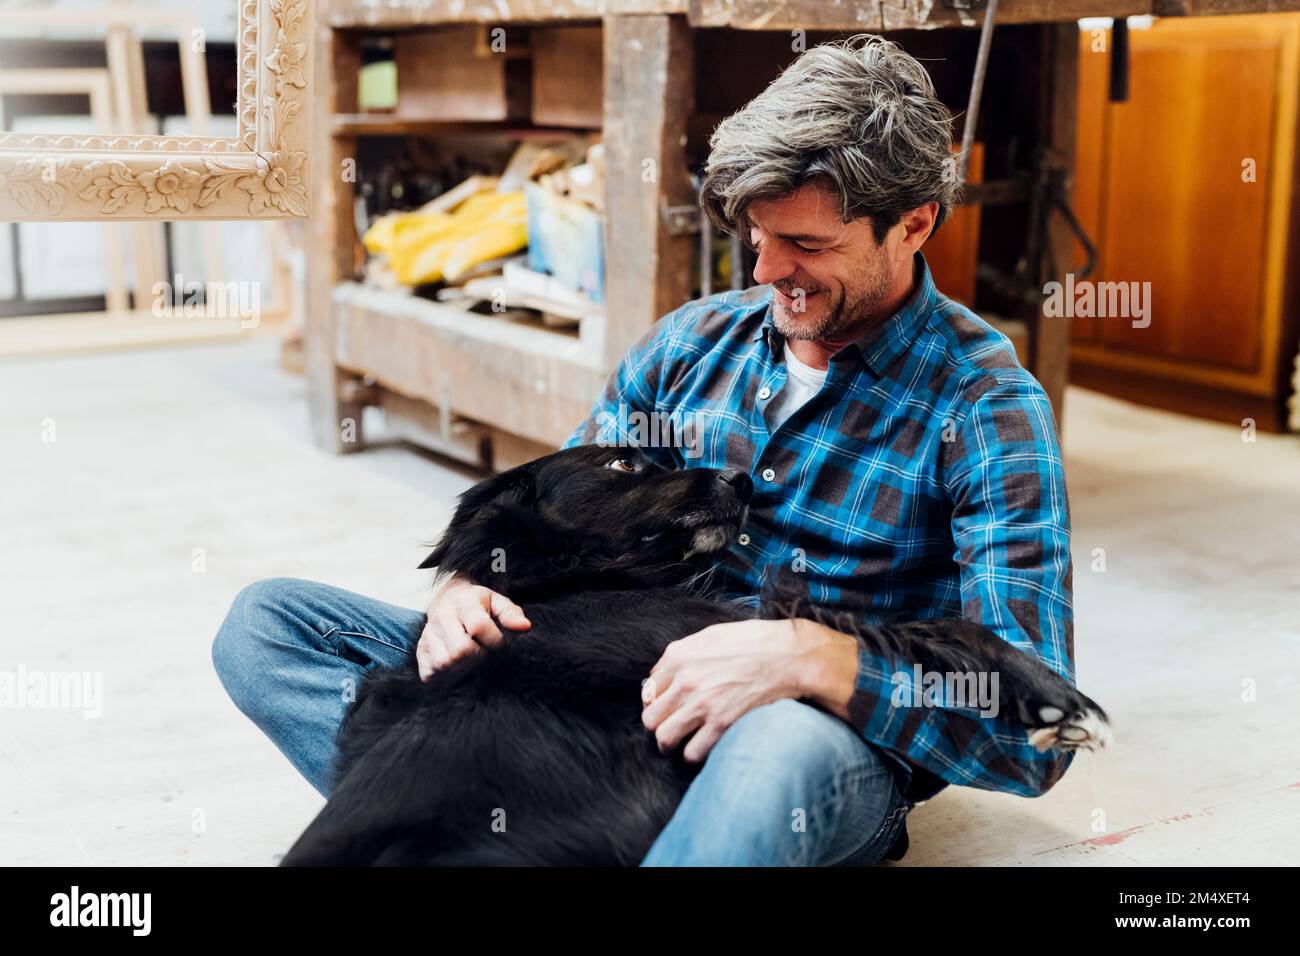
699,35,961,244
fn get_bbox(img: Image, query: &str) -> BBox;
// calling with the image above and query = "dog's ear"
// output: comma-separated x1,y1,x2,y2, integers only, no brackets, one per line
417,465,538,571
452,463,538,515
416,545,446,571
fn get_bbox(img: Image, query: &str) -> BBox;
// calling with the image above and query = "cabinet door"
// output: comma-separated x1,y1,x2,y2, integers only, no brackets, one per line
1073,15,1299,380
0,0,312,223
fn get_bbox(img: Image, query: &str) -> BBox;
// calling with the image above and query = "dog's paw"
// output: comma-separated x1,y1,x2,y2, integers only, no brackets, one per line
1026,702,1113,753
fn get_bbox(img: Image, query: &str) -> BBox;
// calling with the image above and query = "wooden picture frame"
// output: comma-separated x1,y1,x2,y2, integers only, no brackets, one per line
0,0,312,222
0,68,133,313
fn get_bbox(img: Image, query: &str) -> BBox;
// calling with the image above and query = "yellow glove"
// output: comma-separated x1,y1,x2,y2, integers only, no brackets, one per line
363,192,527,286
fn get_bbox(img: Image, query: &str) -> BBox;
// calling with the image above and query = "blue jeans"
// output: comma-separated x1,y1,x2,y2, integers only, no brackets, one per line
211,578,912,866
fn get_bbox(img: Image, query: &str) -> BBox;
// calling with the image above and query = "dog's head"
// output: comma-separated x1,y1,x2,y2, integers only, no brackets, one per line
418,444,752,597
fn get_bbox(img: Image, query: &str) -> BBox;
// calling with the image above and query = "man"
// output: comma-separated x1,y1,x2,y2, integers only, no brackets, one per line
213,35,1077,866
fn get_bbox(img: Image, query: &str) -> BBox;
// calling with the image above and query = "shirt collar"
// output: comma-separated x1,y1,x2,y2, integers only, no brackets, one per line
753,252,937,377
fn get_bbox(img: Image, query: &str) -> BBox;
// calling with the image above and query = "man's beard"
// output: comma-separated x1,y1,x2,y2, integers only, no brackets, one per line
770,262,894,343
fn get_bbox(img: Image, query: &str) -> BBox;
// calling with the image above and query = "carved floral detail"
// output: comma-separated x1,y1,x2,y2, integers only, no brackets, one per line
266,40,307,96
0,158,74,213
238,150,308,216
197,159,248,209
79,162,146,214
266,0,309,97
139,160,204,213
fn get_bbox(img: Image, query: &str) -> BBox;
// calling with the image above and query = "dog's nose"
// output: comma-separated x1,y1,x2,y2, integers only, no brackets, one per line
718,470,753,504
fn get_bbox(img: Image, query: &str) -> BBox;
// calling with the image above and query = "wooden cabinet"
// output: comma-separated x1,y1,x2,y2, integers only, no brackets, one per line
1071,15,1300,430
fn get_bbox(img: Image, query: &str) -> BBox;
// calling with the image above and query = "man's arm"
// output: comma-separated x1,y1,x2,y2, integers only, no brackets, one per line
804,376,1077,796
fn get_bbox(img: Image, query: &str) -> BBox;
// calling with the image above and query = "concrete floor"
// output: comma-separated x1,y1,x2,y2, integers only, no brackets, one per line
2,338,1297,866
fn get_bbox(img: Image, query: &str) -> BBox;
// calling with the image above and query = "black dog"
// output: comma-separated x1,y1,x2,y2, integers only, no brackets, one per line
281,444,1109,866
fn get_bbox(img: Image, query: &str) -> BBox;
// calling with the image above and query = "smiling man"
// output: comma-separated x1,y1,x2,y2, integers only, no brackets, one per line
422,35,1078,865
213,35,1077,867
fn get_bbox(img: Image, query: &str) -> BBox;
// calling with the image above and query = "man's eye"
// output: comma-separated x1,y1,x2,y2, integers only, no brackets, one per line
796,244,825,255
606,458,636,473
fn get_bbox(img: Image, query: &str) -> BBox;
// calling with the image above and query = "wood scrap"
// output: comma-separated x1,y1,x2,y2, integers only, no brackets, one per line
416,175,500,215
458,260,604,327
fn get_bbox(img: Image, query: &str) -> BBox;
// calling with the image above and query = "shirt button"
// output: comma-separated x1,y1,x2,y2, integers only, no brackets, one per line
757,386,772,400
761,467,776,482
737,533,751,546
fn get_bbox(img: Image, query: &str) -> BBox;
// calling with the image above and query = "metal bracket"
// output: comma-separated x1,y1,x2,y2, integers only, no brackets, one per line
962,178,1029,206
663,204,702,236
339,376,380,407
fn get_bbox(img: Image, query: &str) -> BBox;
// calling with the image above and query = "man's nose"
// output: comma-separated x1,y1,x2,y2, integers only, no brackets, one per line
718,470,753,504
751,243,795,287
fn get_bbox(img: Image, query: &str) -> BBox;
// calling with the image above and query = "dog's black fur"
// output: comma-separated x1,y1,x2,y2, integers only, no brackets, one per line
281,444,1109,866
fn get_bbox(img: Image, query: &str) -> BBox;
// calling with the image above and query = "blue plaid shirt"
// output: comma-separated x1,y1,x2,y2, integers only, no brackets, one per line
563,253,1076,800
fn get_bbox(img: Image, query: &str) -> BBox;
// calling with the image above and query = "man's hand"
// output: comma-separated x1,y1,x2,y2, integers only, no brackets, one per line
641,618,860,763
417,574,531,681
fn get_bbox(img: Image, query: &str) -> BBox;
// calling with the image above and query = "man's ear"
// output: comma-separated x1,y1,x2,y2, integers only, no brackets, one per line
903,201,940,250
416,466,538,570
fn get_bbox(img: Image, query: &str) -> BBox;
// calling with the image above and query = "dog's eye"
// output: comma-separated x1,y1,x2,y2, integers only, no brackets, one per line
606,457,637,473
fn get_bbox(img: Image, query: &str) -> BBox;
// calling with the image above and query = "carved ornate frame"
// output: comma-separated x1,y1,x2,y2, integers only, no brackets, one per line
0,0,312,221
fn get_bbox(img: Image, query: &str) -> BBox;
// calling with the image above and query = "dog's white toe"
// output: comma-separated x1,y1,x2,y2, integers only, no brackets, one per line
1028,706,1113,753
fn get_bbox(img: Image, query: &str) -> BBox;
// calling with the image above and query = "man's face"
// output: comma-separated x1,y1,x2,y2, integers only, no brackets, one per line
747,183,908,343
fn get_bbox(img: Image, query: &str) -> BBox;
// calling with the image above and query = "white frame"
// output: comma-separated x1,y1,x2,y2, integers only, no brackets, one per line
0,0,312,221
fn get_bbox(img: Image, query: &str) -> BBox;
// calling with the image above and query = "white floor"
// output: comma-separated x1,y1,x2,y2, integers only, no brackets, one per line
2,339,1297,866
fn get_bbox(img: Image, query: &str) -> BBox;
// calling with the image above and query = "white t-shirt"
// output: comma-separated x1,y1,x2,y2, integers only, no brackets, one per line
765,342,829,431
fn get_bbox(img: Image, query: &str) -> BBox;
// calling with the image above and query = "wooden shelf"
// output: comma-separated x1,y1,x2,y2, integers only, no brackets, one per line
307,15,691,453
331,114,598,138
332,283,606,447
